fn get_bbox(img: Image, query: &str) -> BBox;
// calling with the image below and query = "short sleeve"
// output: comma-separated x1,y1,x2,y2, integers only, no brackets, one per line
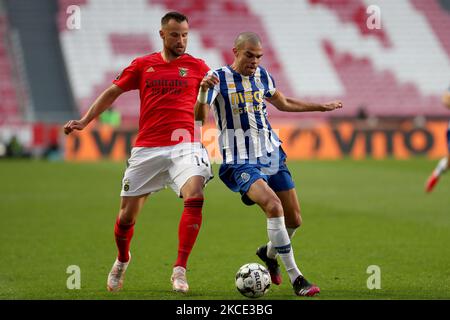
264,70,277,98
113,58,140,91
205,70,220,105
198,59,210,77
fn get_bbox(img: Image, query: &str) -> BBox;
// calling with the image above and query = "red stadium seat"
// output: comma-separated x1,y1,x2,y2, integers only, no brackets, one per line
56,0,450,121
0,13,21,123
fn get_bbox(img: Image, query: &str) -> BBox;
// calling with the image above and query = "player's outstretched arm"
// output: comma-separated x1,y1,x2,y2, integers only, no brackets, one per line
63,84,124,135
442,91,450,109
267,90,343,113
194,74,219,124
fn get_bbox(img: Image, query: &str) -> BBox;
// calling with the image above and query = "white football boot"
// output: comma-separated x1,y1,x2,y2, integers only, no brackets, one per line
171,266,189,293
107,253,131,292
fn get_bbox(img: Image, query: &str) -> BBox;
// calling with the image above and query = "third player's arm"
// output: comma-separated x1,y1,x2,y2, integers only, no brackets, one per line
64,84,124,134
266,90,343,112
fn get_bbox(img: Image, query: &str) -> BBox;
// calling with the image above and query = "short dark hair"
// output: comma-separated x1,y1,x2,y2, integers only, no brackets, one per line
234,32,262,50
161,12,188,26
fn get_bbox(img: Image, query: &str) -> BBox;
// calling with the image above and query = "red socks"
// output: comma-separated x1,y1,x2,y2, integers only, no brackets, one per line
114,198,203,267
175,198,204,268
114,216,135,263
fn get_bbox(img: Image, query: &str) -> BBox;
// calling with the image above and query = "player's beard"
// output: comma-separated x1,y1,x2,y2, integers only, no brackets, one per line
169,45,186,57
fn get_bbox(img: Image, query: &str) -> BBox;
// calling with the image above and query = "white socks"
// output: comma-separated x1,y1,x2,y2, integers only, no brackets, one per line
267,217,302,283
267,226,297,259
435,157,449,176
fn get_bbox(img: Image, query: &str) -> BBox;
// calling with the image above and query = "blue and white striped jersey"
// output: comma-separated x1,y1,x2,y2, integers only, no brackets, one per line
206,65,281,163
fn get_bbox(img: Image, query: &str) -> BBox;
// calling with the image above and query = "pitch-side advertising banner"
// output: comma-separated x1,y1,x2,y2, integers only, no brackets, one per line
64,120,449,161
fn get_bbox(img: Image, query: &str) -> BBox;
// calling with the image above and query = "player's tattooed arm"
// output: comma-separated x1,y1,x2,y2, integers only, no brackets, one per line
195,74,219,124
63,84,124,135
267,90,343,113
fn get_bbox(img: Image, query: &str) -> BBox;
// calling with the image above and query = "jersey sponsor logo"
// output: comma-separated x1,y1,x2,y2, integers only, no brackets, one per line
145,79,188,88
178,67,188,77
145,78,188,95
230,91,264,106
232,104,263,115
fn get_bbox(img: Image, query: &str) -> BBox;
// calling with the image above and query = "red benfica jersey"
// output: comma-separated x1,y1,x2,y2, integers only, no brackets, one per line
113,52,209,147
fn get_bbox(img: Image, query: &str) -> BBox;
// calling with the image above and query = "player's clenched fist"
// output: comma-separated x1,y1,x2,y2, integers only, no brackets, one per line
63,119,87,135
199,74,219,92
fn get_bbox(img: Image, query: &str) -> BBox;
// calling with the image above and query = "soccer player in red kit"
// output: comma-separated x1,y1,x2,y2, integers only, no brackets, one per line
425,87,450,192
63,12,212,293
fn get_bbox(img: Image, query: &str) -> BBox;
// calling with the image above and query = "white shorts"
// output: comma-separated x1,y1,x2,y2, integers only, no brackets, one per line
120,142,213,197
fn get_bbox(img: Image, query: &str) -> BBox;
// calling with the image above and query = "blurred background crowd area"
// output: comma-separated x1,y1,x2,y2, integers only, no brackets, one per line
0,0,449,160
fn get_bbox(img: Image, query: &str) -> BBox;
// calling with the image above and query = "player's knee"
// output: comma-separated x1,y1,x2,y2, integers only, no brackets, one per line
118,212,135,225
181,183,204,199
181,176,205,199
119,200,140,224
118,205,137,224
183,190,204,199
264,198,284,218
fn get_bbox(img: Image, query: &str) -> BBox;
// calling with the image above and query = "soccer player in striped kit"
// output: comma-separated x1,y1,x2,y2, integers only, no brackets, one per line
64,12,212,293
195,32,342,296
425,87,450,193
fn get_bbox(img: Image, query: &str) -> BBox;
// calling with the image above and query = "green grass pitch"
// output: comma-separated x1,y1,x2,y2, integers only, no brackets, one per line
0,159,449,300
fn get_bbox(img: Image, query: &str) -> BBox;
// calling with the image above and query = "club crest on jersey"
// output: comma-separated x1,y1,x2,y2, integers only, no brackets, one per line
123,179,130,192
241,172,250,183
179,67,188,77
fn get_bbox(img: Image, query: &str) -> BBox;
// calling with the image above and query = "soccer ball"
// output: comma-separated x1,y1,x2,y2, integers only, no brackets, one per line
235,263,271,298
